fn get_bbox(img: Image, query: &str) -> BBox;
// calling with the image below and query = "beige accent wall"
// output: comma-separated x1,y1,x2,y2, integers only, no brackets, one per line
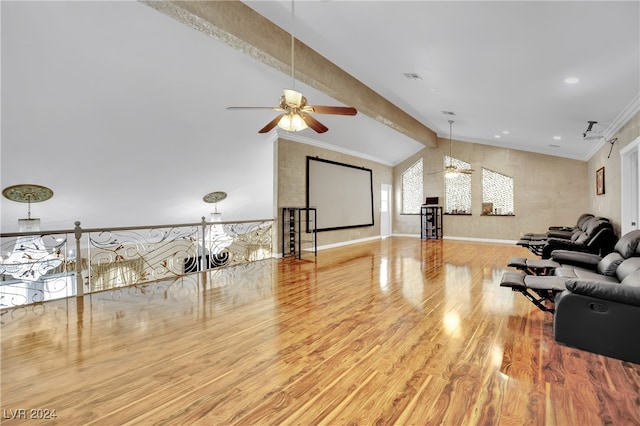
275,112,640,246
587,111,640,235
394,140,589,241
275,137,392,253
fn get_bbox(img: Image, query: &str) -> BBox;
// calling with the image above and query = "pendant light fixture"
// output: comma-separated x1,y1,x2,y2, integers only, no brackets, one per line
1,184,62,281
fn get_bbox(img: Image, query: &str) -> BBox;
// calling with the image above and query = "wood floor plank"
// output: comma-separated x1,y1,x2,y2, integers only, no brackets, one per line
2,237,640,425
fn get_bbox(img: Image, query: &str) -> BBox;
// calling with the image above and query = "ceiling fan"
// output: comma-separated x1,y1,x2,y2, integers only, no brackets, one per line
428,120,474,178
226,0,357,134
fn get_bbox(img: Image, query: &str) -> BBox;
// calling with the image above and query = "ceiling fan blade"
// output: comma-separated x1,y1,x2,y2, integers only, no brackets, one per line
300,112,328,133
425,170,444,175
227,106,284,111
258,114,285,134
304,105,358,116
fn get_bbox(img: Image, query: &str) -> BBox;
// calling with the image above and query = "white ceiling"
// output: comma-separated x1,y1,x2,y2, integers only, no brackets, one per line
1,1,639,231
245,0,640,160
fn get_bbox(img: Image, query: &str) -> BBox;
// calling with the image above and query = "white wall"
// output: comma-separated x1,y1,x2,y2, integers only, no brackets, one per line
1,1,275,231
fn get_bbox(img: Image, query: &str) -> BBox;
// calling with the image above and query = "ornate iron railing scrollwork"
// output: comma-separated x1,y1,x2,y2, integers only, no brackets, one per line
0,231,74,309
1,218,273,309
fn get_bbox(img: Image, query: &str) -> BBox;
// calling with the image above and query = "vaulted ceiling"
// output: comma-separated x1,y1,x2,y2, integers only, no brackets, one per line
2,1,639,231
242,0,639,160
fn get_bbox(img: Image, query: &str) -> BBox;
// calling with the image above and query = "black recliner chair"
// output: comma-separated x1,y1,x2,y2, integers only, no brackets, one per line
503,229,640,309
554,267,640,364
519,213,594,241
518,217,616,258
501,229,640,363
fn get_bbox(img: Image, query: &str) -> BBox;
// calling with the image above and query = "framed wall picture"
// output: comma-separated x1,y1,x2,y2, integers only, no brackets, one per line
596,166,605,195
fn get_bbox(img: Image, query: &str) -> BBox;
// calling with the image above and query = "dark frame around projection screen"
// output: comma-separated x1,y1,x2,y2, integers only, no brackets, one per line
306,156,374,232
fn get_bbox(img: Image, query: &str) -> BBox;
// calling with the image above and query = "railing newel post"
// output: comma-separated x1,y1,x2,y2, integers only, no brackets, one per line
74,221,84,297
201,216,207,273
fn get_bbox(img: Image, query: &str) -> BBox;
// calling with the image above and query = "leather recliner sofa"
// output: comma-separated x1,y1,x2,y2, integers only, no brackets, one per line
502,229,640,364
554,265,640,364
518,216,617,258
519,213,594,241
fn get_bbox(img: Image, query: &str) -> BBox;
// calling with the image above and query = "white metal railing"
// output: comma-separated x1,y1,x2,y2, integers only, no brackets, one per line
0,218,273,309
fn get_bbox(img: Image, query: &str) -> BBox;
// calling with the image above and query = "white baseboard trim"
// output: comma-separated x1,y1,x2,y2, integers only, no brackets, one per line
443,236,518,245
390,233,517,245
275,236,385,257
275,234,517,257
316,236,382,251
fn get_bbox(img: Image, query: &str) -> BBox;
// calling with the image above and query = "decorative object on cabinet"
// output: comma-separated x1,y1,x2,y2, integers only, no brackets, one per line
421,204,442,240
482,202,494,215
282,207,317,259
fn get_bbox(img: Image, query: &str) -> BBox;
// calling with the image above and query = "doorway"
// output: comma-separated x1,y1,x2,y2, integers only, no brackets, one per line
621,136,640,235
380,184,392,238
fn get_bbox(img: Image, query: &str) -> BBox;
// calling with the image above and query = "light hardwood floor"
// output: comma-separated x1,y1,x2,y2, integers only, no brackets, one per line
2,238,639,425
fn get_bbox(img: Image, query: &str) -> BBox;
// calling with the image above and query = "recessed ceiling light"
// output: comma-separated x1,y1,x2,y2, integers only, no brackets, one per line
564,77,580,84
494,134,501,139
502,130,510,135
553,136,562,140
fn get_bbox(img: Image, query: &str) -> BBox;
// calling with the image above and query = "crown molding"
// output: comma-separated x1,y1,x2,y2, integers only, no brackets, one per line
586,92,640,161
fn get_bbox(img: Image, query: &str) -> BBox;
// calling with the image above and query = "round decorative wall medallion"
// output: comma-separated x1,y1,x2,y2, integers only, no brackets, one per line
2,184,54,203
203,191,227,204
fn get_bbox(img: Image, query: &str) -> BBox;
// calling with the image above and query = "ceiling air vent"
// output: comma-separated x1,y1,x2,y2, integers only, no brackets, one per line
441,111,456,116
403,73,423,80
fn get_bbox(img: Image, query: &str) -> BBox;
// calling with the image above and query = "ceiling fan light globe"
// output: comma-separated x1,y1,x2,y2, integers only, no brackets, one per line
278,112,308,132
291,113,307,130
444,171,458,179
283,89,303,107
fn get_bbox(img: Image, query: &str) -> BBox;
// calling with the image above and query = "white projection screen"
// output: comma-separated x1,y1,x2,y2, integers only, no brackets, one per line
306,156,374,232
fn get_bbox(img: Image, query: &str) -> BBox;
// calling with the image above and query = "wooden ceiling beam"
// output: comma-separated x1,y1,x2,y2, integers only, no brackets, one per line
141,0,438,148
